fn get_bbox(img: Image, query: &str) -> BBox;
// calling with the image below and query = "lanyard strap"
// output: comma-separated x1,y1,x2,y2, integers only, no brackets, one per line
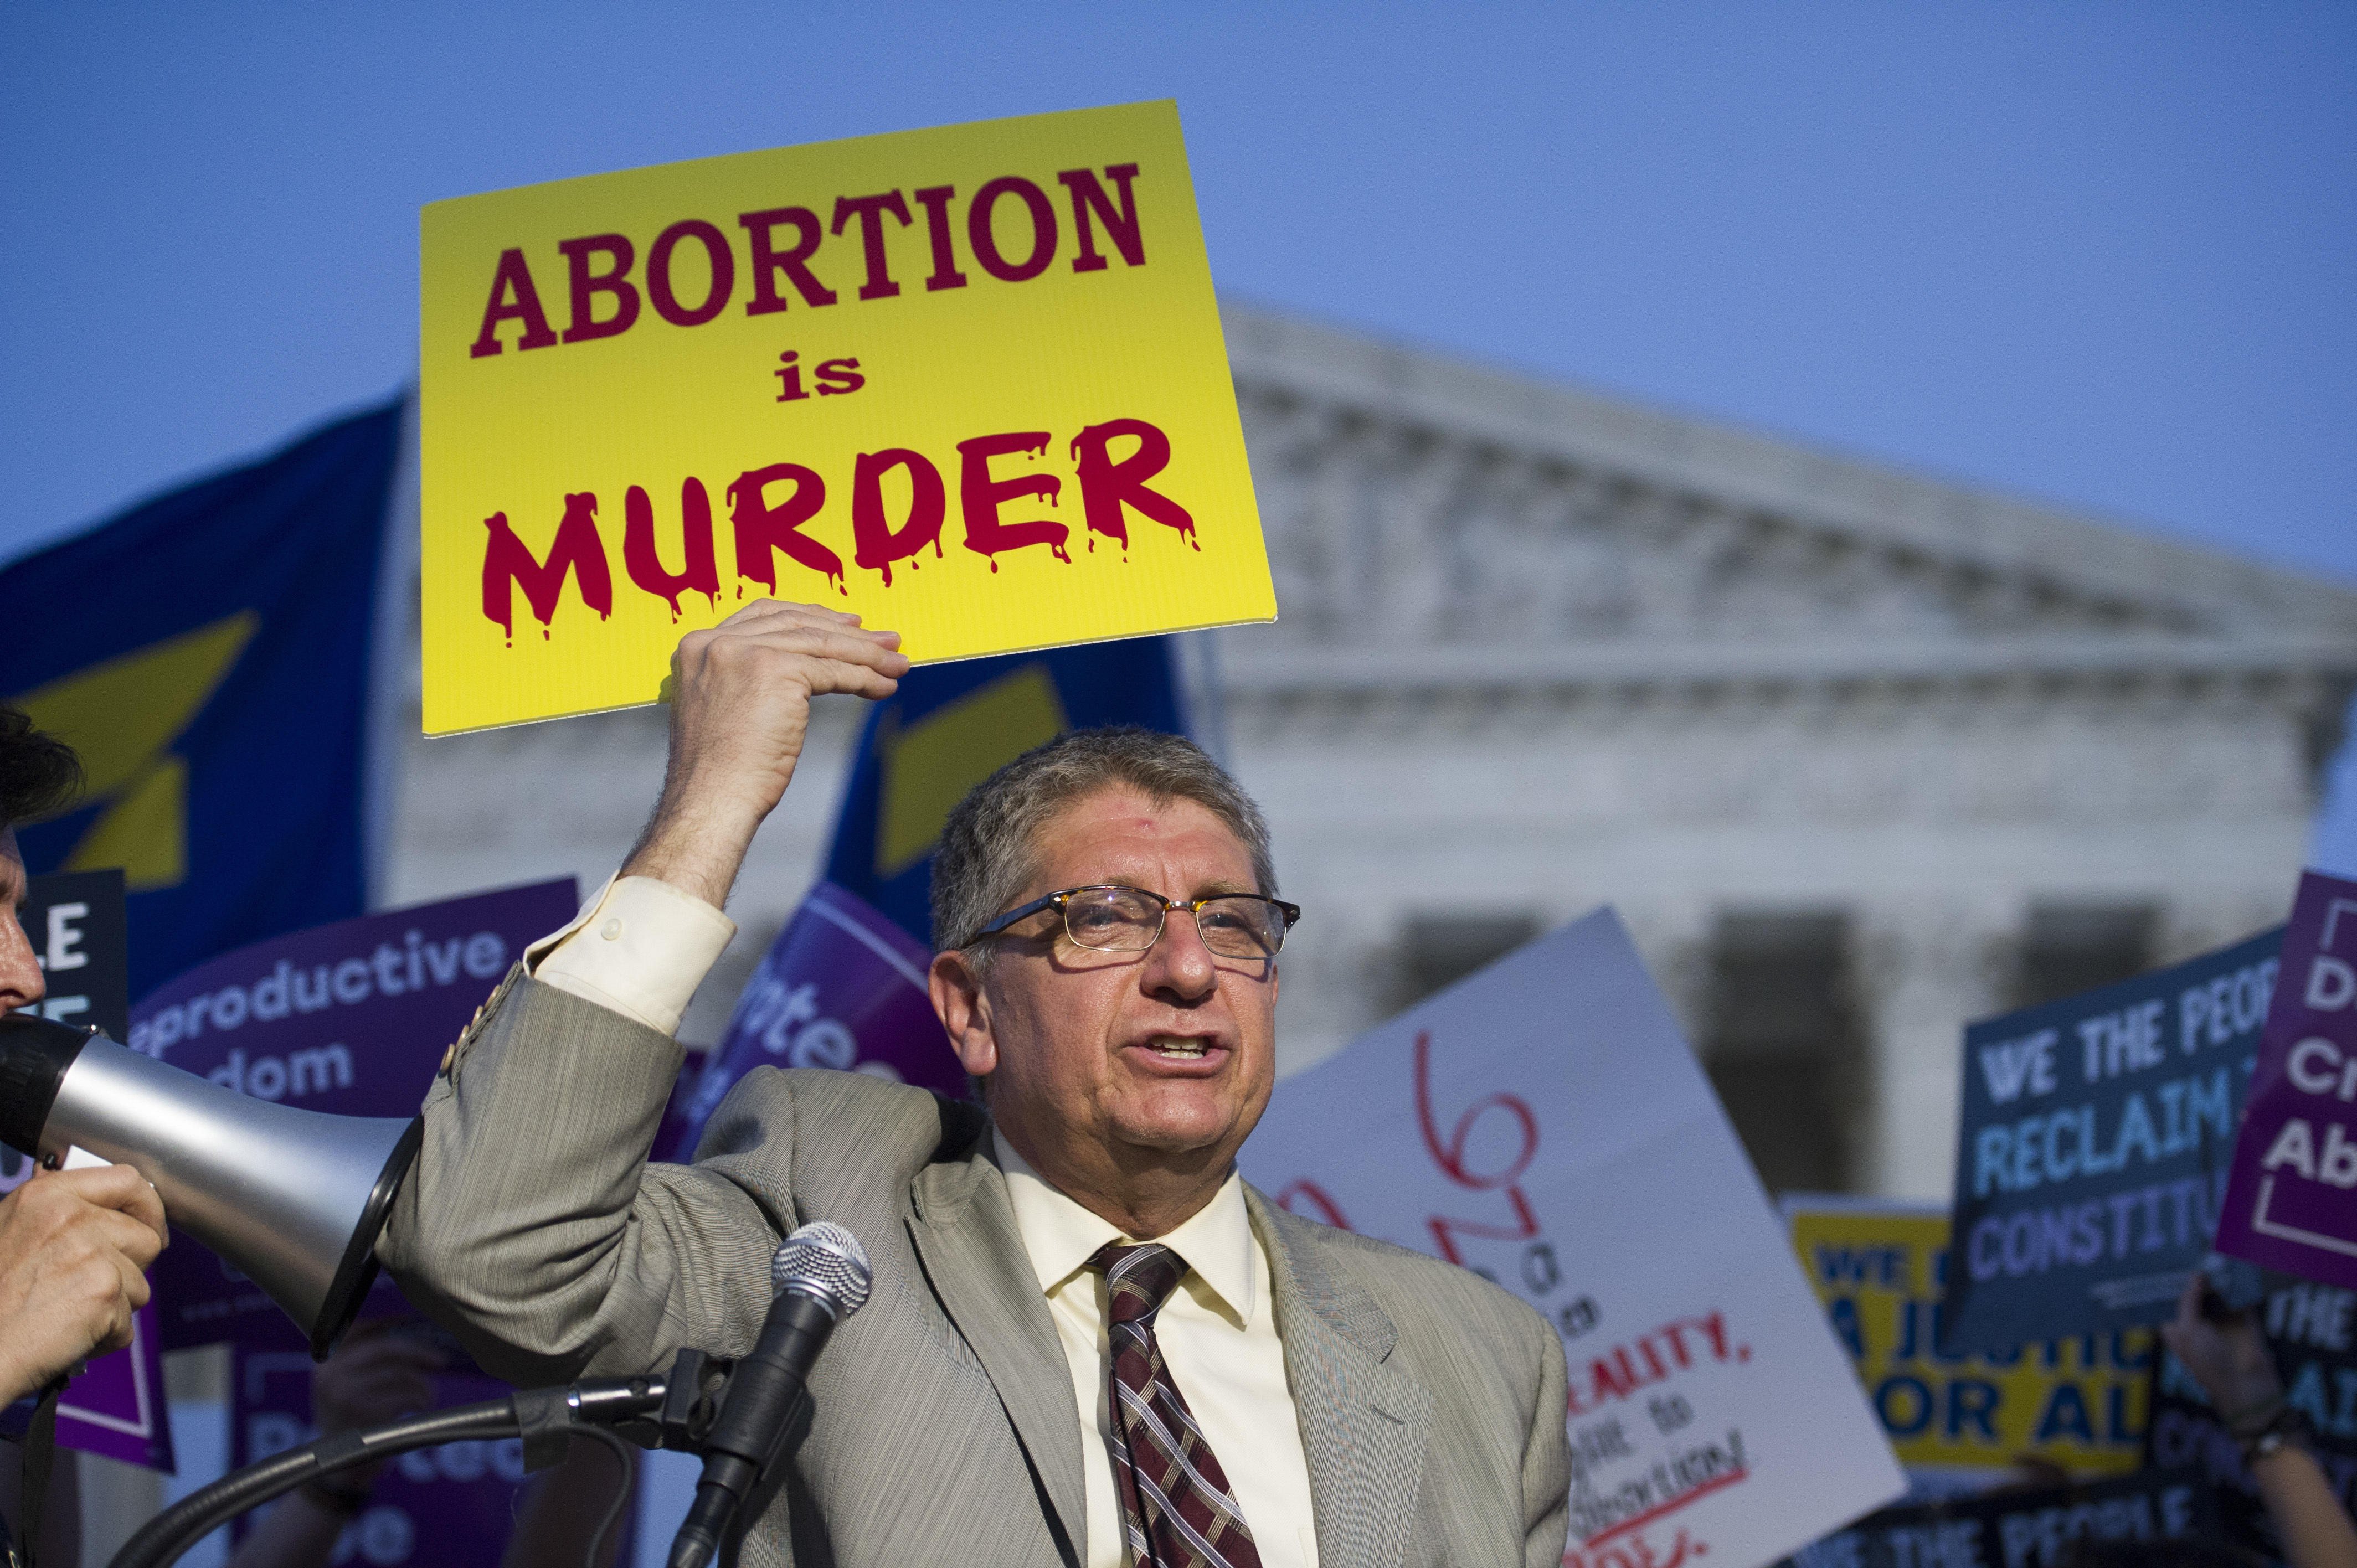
13,1380,65,1568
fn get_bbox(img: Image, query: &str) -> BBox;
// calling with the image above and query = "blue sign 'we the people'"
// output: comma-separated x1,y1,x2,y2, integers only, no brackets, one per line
1941,928,2282,1356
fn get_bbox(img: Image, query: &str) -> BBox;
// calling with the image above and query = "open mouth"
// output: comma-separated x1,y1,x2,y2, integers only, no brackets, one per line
1144,1035,1217,1062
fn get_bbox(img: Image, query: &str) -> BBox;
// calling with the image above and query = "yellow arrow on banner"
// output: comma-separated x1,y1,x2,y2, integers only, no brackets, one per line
876,664,1068,879
12,612,259,890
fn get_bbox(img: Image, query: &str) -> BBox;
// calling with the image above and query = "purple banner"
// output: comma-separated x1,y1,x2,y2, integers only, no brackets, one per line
132,879,579,1350
231,1341,636,1566
2216,870,2357,1285
671,880,961,1160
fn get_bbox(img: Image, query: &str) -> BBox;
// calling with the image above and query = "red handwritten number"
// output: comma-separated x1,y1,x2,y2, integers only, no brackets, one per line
1413,1029,1541,1263
1275,1179,1353,1231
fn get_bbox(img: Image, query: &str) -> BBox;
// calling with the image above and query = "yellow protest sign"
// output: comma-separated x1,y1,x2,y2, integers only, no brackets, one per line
1784,1198,2152,1487
419,100,1271,735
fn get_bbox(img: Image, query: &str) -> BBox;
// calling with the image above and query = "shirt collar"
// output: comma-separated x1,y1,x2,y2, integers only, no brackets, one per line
992,1127,1257,1327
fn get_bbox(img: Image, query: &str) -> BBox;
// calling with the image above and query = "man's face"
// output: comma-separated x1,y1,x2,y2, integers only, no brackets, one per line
941,786,1280,1193
0,828,44,1018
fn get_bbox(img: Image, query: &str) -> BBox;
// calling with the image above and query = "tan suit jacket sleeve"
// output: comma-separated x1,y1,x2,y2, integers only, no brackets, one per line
379,971,781,1389
1522,1309,1572,1566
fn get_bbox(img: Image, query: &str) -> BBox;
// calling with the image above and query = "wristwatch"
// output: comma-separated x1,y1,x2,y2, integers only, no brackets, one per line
2236,1400,2312,1463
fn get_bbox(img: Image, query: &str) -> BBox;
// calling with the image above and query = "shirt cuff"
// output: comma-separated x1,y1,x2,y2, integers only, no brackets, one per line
528,873,738,1038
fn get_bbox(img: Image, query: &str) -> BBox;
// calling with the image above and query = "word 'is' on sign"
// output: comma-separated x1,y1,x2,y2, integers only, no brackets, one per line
420,100,1274,736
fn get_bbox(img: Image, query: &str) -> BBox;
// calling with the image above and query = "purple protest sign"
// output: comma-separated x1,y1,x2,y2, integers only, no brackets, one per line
671,880,961,1160
132,879,579,1350
2216,870,2357,1285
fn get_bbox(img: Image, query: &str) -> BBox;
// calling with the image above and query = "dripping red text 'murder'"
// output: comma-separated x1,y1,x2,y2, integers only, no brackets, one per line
480,419,1196,642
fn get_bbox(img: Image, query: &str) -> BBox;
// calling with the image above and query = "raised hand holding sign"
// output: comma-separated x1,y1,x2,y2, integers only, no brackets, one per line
625,601,907,910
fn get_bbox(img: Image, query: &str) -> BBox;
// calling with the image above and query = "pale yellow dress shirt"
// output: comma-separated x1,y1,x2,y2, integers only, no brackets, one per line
533,874,1322,1567
994,1132,1319,1568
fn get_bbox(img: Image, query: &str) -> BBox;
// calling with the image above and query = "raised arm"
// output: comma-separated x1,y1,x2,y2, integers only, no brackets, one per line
379,602,906,1387
623,601,907,905
2162,1276,2357,1568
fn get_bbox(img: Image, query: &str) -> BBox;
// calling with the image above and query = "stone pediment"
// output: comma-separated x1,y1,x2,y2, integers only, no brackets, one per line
1218,302,2357,698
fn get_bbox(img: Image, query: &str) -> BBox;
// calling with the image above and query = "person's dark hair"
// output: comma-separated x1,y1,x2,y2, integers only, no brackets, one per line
0,706,81,829
930,727,1275,964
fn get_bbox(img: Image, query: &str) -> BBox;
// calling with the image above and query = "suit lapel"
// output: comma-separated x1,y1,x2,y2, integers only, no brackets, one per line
1249,1188,1431,1568
905,1147,1087,1559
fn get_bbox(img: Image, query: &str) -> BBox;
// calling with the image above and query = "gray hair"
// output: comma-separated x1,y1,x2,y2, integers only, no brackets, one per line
930,727,1277,961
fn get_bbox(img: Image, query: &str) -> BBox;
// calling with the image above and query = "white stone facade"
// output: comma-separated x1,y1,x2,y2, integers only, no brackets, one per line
383,302,2357,1204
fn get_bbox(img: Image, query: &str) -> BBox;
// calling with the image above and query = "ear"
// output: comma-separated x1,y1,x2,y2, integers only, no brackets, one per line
929,948,998,1080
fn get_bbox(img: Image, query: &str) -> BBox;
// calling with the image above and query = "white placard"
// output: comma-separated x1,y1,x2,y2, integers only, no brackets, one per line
1241,908,1903,1568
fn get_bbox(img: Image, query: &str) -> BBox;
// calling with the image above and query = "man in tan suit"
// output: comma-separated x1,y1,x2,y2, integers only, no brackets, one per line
382,601,1569,1567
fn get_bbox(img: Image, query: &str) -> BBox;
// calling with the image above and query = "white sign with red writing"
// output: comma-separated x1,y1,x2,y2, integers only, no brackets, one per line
1239,909,1902,1568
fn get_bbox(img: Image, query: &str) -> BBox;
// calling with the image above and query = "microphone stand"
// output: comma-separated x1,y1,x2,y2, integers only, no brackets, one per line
106,1349,735,1568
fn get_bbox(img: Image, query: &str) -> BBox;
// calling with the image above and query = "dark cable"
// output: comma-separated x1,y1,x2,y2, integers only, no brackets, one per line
569,1423,636,1568
109,1373,670,1568
107,1401,517,1568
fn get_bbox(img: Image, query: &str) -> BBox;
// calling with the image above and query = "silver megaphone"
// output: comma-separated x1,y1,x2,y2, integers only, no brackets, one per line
0,1013,421,1360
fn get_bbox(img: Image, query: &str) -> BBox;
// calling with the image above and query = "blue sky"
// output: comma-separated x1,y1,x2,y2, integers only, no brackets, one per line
4,2,2354,866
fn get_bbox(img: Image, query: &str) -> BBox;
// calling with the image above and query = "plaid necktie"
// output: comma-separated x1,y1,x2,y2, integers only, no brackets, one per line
1089,1241,1264,1568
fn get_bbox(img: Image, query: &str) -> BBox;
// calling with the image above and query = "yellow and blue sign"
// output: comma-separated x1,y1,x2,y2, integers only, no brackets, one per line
0,403,401,997
420,99,1273,734
823,636,1185,947
1785,1198,2153,1488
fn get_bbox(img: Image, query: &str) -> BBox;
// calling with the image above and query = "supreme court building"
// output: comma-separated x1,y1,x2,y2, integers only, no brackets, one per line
384,301,2357,1204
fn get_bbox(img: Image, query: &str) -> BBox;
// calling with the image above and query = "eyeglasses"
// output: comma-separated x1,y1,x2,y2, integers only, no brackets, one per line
966,885,1301,962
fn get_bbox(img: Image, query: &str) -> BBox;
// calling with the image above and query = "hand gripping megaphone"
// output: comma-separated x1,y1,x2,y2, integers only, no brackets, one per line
0,1012,423,1359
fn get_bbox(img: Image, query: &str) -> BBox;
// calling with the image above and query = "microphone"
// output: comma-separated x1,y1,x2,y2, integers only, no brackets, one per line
667,1220,872,1568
